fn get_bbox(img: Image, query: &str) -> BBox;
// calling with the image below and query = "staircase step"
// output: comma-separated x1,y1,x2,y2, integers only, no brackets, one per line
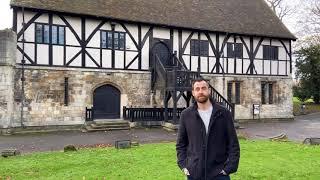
85,126,130,132
90,123,129,129
94,120,128,125
84,120,130,132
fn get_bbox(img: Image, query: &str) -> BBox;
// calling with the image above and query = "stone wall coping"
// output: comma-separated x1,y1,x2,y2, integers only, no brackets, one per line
15,65,151,74
202,74,293,79
15,65,293,79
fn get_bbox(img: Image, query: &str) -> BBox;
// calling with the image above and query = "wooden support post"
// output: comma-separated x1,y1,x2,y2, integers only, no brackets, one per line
172,90,178,124
164,91,169,122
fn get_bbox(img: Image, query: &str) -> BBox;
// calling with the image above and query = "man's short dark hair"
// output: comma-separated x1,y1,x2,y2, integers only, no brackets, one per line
191,78,209,90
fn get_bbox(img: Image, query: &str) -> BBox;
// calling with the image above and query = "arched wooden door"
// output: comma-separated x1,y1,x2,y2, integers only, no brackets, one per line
93,85,120,119
152,38,172,67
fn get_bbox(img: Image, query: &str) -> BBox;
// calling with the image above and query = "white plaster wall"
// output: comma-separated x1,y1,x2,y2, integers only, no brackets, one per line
183,55,190,69
65,16,81,46
141,37,150,70
86,48,100,67
141,26,151,70
191,56,198,71
52,15,64,25
37,44,49,65
52,46,64,65
102,49,112,68
173,30,179,54
123,24,138,51
200,57,208,73
153,27,170,39
115,51,125,69
66,46,81,66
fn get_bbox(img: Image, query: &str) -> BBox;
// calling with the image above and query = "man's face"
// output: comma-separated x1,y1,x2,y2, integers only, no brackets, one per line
192,81,210,104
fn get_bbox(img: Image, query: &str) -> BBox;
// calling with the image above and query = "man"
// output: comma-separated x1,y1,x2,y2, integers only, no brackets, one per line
176,79,240,180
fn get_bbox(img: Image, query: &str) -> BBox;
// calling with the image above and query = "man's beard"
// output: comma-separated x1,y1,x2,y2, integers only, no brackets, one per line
195,94,210,104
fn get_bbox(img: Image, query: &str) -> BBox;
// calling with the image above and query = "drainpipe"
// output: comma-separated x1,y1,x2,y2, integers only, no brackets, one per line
20,7,26,128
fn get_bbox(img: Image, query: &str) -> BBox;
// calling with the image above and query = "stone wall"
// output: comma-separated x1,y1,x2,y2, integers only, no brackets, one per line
12,66,152,126
0,29,16,128
202,74,294,121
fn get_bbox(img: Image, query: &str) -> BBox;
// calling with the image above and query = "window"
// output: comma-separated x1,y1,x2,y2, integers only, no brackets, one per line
35,23,65,45
227,81,241,104
101,30,125,50
263,45,278,60
261,82,274,104
227,43,243,58
190,40,209,56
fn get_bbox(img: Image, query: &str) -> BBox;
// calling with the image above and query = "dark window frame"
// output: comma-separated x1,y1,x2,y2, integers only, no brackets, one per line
263,45,279,60
227,42,243,58
227,81,241,104
35,22,66,45
100,30,126,51
190,39,209,56
261,82,274,104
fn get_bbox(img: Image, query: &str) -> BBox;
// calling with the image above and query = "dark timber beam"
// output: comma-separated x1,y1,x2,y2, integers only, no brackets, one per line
12,8,17,32
138,24,142,69
215,33,220,73
81,17,86,67
17,12,42,39
49,13,53,66
111,22,115,68
59,15,82,44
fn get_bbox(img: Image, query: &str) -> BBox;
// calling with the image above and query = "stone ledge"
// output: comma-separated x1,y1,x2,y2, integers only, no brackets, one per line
238,117,294,123
15,65,152,74
129,121,163,128
162,122,179,132
0,124,83,135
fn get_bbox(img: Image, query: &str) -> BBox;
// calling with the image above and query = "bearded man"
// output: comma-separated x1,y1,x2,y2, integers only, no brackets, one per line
176,79,240,180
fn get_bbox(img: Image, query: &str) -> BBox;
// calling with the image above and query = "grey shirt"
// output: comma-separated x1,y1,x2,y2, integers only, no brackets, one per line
198,105,213,133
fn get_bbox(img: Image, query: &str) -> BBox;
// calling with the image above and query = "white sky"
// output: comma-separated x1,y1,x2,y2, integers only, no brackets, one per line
0,0,12,30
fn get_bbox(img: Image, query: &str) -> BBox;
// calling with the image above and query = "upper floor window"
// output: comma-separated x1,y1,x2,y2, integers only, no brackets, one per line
263,45,278,60
227,81,241,104
261,82,274,104
227,43,243,58
101,30,125,50
190,40,209,56
35,23,65,45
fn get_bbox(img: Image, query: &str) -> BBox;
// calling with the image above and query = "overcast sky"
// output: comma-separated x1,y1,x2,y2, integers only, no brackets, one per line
0,0,12,30
0,0,303,35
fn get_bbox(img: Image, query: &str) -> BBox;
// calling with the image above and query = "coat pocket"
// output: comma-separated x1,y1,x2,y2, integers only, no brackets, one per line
186,156,199,177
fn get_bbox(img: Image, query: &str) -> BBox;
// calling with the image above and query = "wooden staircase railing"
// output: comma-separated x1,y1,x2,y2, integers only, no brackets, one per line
152,51,235,120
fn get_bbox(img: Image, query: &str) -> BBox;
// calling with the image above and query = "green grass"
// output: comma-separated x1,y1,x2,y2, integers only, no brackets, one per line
0,141,319,180
293,97,320,116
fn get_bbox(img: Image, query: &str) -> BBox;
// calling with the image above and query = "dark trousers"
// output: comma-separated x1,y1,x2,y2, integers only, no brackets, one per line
187,174,230,180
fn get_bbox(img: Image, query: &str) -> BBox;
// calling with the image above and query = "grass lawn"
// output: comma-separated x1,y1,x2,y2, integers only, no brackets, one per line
0,140,319,180
293,97,320,116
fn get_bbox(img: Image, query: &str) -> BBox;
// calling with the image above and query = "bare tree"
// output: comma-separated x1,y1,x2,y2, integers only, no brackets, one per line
296,0,320,35
265,0,294,21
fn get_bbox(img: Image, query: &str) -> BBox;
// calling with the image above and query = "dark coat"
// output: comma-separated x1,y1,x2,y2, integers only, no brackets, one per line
176,99,240,180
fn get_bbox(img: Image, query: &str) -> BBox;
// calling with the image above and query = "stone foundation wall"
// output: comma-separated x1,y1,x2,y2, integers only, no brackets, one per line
12,66,152,126
202,74,293,121
0,30,16,128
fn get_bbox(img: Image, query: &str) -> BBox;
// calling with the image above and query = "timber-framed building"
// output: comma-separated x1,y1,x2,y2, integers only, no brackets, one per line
0,0,296,129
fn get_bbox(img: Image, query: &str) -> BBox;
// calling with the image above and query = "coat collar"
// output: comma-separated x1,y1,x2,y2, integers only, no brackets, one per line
192,97,223,117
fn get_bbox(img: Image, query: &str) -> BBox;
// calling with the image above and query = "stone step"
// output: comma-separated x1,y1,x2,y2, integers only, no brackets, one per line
90,123,129,129
84,126,130,132
93,119,128,125
84,120,130,132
